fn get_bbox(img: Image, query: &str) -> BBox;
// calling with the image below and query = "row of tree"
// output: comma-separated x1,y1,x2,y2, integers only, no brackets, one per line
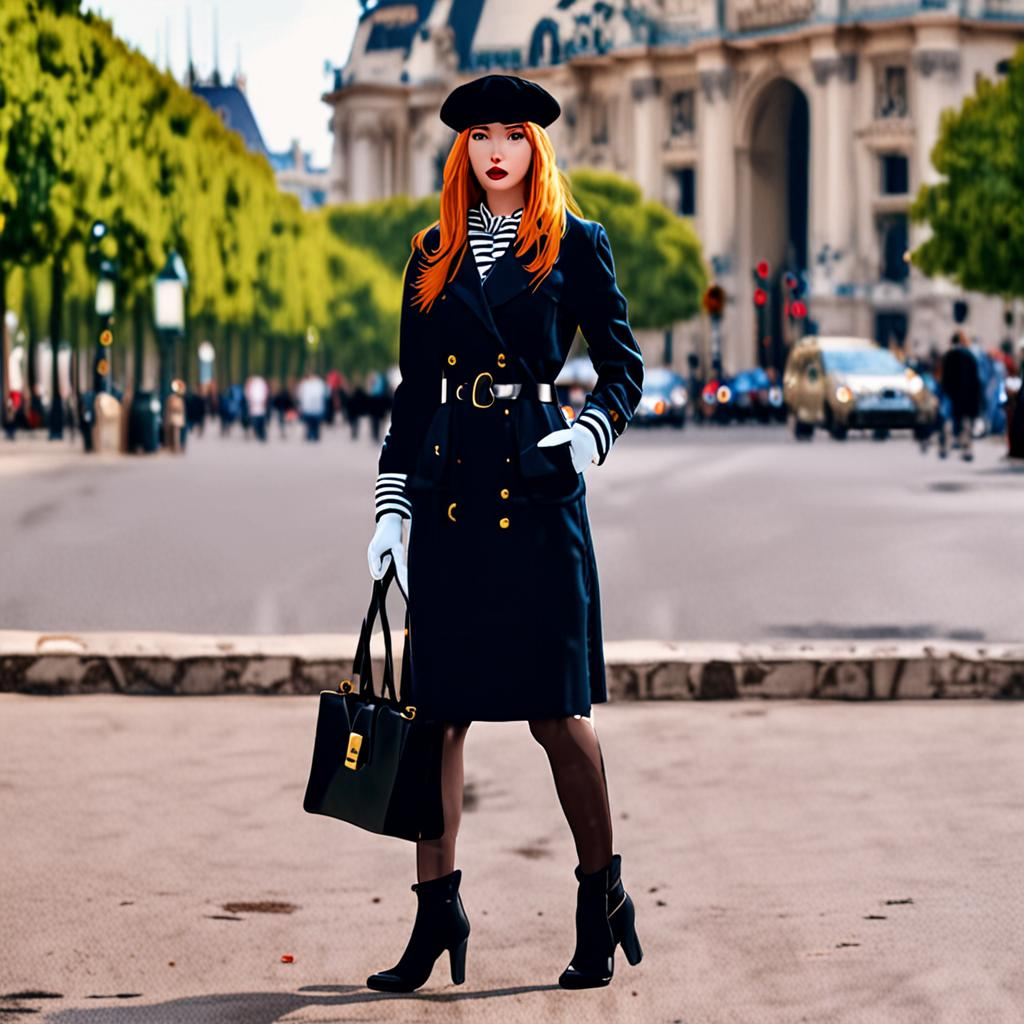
0,1,709,435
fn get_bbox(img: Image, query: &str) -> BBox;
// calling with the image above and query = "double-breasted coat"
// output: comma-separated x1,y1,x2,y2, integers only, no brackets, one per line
375,208,644,723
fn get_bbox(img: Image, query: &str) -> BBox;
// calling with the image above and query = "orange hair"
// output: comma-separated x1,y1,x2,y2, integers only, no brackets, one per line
408,120,583,314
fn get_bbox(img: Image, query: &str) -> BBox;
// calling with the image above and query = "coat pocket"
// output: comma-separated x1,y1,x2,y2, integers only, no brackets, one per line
408,404,454,491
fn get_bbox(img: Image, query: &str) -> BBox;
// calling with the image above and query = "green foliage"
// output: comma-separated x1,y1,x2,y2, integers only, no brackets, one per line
569,168,707,328
326,195,441,277
0,0,403,381
910,44,1024,298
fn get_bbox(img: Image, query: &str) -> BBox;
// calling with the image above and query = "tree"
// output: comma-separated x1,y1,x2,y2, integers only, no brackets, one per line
569,168,707,329
910,44,1024,299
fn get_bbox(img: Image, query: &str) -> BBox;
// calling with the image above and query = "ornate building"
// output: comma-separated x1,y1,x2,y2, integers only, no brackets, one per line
323,0,1024,371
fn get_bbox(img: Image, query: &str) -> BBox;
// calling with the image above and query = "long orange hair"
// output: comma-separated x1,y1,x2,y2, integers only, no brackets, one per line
408,120,583,314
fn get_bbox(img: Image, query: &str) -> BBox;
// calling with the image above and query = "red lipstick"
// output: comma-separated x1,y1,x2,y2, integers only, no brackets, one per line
486,167,508,179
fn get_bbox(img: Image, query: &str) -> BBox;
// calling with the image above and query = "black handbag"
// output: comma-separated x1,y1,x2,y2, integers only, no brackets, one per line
302,557,445,842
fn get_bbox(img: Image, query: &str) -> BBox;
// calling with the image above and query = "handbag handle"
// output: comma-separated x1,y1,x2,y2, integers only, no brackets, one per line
352,559,399,703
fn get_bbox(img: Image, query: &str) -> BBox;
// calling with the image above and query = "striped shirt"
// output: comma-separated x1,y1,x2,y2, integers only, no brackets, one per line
467,201,523,281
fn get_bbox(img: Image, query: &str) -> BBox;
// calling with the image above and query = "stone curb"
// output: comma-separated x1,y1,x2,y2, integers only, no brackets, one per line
1,631,1023,699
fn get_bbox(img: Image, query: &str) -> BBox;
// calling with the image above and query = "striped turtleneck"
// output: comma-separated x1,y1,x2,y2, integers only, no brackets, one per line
467,201,523,281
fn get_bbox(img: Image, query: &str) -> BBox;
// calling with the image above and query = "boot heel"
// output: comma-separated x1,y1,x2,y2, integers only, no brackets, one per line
612,895,643,966
449,936,468,985
620,924,643,966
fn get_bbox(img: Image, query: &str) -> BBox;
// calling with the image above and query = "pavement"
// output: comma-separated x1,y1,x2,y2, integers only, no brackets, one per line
1,424,1021,643
2,694,1022,1023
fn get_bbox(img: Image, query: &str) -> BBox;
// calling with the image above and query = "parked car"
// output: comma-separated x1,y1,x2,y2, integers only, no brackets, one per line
697,375,738,423
632,367,687,428
730,366,786,423
783,335,938,441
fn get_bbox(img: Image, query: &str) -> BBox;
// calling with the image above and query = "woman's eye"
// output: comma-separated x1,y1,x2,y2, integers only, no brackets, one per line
509,131,524,140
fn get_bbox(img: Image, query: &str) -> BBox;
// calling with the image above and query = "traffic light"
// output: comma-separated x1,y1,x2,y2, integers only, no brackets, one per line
753,287,767,307
702,283,726,319
755,260,770,281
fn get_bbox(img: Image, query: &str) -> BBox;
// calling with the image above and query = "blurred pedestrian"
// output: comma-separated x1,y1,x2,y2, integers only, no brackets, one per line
218,382,244,436
297,370,327,442
939,331,980,462
244,372,269,442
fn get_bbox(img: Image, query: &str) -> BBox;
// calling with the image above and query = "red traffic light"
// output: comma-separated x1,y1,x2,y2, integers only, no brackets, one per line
783,271,798,291
755,260,770,280
753,287,768,307
791,299,808,319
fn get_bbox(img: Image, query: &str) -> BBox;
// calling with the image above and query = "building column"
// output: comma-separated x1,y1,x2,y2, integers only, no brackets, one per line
628,64,663,201
697,55,738,368
810,48,859,335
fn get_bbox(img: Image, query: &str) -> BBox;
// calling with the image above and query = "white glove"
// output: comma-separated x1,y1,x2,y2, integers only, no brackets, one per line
536,422,599,473
367,512,409,600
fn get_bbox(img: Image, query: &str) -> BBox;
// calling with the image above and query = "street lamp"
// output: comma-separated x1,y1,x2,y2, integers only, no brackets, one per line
154,251,189,416
94,258,116,394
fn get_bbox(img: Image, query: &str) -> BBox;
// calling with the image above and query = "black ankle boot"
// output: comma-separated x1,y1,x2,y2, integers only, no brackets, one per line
366,868,470,992
558,852,643,989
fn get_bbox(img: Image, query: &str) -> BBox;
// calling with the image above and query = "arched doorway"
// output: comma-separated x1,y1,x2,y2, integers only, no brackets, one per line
747,79,809,371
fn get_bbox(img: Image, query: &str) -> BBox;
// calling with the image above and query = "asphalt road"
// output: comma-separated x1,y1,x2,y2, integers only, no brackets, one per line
0,420,1020,641
1,695,1021,1023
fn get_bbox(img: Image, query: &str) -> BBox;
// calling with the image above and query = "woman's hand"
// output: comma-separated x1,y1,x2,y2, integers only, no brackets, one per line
368,512,409,600
537,423,599,473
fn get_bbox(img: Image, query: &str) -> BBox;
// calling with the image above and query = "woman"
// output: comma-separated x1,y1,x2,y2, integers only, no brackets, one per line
365,73,645,992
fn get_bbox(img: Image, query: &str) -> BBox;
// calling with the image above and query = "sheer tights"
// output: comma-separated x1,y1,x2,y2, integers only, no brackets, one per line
415,715,614,883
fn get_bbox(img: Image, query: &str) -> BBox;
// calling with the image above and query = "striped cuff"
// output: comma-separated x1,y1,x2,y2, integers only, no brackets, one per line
574,404,614,465
375,472,412,521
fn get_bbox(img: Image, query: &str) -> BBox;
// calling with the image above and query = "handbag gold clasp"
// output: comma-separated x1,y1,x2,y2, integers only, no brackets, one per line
345,730,363,770
400,705,417,721
471,371,495,408
339,678,354,694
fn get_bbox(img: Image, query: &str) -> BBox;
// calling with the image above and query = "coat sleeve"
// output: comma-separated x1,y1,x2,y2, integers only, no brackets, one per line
573,222,645,466
375,248,437,521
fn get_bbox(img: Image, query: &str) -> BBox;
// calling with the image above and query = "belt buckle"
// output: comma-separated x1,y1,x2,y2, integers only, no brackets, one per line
472,371,495,409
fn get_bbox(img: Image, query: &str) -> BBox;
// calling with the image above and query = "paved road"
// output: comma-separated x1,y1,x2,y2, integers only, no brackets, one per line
0,422,1020,641
1,695,1021,1023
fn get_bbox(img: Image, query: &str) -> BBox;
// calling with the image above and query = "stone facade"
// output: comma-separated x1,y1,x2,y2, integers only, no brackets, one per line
323,0,1024,372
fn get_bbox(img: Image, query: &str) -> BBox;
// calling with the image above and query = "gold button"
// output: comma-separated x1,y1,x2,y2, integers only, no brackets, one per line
447,354,457,365
499,516,510,529
610,409,620,422
503,408,510,415
456,457,462,464
506,457,511,463
500,488,509,499
447,502,458,522
497,352,507,367
434,444,440,455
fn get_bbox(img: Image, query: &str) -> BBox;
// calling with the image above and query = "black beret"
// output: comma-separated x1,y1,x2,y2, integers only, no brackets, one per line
439,74,561,132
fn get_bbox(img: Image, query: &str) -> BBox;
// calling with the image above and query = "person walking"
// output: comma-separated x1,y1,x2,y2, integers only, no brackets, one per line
244,373,269,442
939,330,981,461
296,370,327,442
365,74,645,993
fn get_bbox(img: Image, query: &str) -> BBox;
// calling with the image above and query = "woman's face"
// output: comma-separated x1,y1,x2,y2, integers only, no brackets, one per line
466,121,533,202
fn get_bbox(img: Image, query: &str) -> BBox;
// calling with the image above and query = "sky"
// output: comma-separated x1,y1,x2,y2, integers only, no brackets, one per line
84,0,361,168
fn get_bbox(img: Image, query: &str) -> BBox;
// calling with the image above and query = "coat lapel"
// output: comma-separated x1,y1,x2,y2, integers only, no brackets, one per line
446,232,542,339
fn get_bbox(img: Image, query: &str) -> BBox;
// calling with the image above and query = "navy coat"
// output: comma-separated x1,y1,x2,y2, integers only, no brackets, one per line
377,208,644,722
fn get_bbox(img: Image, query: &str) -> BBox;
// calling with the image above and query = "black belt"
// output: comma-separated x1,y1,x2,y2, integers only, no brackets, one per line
441,372,557,408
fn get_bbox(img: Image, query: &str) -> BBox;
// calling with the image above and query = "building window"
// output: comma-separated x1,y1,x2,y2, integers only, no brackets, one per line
880,154,909,195
674,167,696,216
876,65,909,119
668,89,695,137
877,213,909,282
